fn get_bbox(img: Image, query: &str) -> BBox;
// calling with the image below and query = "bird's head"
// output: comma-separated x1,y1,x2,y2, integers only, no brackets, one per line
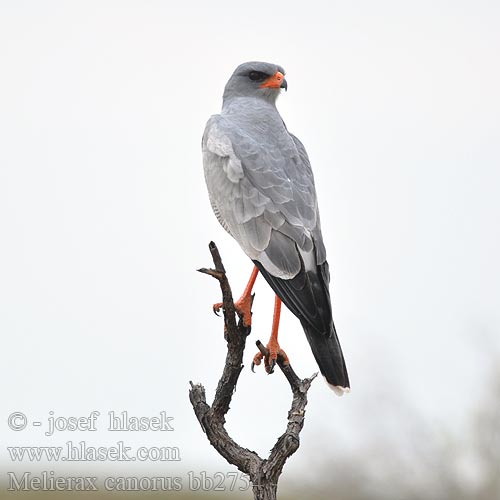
222,61,287,104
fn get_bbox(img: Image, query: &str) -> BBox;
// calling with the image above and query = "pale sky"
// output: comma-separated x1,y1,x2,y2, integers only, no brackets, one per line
1,0,499,488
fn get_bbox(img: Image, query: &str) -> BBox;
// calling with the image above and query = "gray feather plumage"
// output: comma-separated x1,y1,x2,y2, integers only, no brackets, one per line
203,95,324,279
202,61,349,392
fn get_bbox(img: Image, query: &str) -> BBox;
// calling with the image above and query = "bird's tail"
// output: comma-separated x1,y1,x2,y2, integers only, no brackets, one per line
301,320,350,396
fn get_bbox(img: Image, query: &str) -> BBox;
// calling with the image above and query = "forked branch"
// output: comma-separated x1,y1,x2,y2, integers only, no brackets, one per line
189,242,316,500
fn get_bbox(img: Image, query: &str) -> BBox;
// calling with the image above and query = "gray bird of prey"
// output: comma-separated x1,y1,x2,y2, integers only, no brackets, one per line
202,61,350,395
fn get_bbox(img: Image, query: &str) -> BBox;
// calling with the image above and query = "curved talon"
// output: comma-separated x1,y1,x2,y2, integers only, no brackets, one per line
212,298,252,327
252,351,263,373
252,344,288,376
212,302,223,316
268,358,276,374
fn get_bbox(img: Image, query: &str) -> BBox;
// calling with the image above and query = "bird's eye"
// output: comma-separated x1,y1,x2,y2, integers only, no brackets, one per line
248,71,267,81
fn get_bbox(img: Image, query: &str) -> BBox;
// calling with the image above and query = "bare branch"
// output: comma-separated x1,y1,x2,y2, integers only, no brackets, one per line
189,242,316,500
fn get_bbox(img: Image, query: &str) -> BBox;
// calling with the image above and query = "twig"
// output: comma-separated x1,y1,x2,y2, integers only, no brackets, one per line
189,242,316,500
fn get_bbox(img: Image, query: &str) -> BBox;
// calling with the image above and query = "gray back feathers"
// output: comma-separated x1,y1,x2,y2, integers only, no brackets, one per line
203,61,326,280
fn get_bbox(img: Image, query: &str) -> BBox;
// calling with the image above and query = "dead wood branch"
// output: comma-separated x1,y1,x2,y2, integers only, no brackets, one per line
189,241,317,500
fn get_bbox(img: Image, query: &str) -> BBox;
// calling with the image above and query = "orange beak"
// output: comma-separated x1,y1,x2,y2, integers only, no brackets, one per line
260,71,286,89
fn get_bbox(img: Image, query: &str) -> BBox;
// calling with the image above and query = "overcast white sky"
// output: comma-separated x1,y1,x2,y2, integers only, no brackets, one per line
1,0,499,487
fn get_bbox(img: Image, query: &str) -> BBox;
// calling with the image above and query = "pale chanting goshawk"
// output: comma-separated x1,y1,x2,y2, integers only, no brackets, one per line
202,61,350,395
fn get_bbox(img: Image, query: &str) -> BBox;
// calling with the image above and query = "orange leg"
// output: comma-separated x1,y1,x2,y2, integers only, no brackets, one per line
213,265,259,327
252,295,289,374
268,296,282,360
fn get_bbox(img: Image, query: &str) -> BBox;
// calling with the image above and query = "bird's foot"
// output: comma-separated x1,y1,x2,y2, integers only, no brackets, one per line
212,301,223,316
251,339,289,374
213,293,253,327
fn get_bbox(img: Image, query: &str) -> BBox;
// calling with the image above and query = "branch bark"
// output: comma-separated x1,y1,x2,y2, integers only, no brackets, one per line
189,242,317,500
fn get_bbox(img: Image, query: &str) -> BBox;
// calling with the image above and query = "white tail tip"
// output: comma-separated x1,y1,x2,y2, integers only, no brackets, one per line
324,377,351,396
